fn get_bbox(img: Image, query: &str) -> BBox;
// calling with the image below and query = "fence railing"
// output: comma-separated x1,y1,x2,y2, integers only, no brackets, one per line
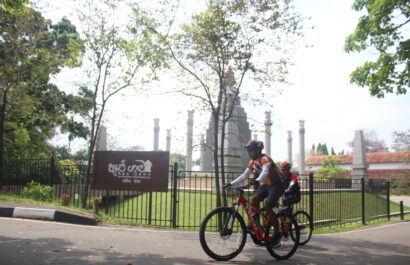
0,157,408,230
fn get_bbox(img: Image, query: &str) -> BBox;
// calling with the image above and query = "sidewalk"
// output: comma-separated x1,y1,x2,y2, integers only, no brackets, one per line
0,200,96,225
390,195,410,207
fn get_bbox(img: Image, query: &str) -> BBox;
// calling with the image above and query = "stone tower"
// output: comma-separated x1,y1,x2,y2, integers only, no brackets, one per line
200,68,251,172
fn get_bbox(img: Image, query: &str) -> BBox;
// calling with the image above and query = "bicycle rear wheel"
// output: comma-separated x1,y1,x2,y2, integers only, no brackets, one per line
293,211,313,245
199,207,247,261
265,212,299,260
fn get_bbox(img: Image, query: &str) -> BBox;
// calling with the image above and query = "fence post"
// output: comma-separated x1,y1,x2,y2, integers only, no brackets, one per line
309,173,314,224
400,201,404,221
386,181,390,221
172,162,178,228
361,178,366,225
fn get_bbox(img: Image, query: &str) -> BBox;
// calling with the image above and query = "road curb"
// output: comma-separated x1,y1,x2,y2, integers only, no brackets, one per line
0,207,96,226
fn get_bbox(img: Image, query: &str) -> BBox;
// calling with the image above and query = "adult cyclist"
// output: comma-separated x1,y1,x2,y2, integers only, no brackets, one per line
280,162,301,215
225,140,285,247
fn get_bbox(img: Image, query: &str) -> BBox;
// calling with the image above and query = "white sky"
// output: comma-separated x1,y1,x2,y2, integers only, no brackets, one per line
47,0,410,166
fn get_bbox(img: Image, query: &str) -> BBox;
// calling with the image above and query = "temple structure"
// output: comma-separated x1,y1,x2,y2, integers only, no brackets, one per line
199,69,252,172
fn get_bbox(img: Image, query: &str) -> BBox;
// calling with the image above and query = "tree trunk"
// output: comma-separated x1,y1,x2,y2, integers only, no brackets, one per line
0,89,8,183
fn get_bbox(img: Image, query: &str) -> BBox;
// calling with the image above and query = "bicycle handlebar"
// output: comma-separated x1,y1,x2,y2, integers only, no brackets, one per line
225,184,250,192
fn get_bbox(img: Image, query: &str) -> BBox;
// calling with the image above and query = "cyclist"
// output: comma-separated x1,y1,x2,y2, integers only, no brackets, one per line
225,140,285,247
280,162,301,215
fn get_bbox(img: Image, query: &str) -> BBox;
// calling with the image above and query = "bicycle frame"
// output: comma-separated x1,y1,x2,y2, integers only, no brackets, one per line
229,187,290,242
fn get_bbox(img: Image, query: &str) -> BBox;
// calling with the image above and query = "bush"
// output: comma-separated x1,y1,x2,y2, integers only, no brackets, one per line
21,181,54,201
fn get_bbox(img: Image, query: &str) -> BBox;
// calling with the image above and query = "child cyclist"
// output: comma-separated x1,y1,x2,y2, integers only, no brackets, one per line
280,162,301,214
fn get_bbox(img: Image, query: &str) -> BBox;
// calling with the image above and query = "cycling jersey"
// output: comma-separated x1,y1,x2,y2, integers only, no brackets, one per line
231,154,282,186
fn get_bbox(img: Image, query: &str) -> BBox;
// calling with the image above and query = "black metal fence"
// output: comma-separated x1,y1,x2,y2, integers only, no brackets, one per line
1,157,409,230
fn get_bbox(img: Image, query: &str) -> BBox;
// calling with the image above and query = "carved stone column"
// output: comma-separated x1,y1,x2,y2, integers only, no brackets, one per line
153,118,160,151
264,111,272,156
299,120,306,175
287,130,292,163
186,110,194,171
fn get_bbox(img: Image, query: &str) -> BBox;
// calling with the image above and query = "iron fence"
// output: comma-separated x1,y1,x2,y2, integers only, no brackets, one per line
0,157,408,230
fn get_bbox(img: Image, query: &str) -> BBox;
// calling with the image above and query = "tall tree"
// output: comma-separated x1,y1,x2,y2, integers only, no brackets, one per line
74,0,168,207
0,7,88,179
392,129,410,151
348,129,389,153
135,0,305,207
344,0,409,98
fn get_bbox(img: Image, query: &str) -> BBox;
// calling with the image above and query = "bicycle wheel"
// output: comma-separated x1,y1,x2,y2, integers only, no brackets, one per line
199,207,247,261
293,211,313,245
264,212,299,260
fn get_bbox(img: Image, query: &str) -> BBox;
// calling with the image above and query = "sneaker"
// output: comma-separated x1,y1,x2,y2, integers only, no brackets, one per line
270,232,283,248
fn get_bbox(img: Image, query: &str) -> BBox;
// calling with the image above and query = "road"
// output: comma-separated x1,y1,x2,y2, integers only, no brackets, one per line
0,217,409,265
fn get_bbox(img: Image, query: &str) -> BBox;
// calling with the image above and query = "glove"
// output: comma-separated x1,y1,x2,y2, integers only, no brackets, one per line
224,183,232,188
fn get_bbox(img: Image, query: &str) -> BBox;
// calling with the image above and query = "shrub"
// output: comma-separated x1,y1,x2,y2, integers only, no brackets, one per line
316,157,349,179
21,181,54,201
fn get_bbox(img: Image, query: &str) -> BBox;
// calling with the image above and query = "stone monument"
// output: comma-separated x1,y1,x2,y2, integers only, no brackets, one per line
96,125,107,151
351,130,369,189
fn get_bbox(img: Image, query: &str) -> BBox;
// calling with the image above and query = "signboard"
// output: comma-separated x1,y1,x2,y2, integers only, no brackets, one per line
92,151,169,191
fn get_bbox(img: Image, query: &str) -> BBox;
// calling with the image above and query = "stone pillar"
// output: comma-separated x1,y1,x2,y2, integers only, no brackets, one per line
186,110,194,171
166,129,171,152
299,120,306,175
351,130,369,189
96,125,107,151
200,134,205,171
153,118,160,151
264,111,272,156
287,130,292,163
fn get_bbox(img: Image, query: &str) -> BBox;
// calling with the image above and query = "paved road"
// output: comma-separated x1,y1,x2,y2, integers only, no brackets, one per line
1,217,409,265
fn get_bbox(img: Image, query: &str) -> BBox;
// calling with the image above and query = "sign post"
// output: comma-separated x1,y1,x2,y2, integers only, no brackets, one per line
92,151,170,191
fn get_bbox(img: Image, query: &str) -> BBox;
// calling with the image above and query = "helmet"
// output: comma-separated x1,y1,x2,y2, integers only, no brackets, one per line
244,140,264,152
280,161,292,170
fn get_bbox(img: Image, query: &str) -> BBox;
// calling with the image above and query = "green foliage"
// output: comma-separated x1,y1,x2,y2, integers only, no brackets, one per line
170,153,186,172
21,181,54,201
0,7,90,159
392,129,410,152
316,157,349,178
344,0,409,97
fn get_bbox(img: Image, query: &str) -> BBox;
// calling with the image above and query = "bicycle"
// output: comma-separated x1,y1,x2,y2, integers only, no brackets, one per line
290,207,313,245
199,185,300,261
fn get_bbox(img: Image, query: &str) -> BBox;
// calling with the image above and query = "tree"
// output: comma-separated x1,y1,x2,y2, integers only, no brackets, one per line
392,129,410,151
74,0,168,207
135,0,305,207
348,129,389,153
315,157,349,179
0,7,88,179
344,0,409,98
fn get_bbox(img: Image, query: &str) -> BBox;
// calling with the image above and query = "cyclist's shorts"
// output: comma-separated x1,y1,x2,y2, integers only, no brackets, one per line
255,182,285,207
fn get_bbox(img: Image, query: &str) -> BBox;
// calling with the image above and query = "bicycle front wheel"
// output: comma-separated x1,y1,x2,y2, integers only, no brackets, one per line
293,211,313,245
265,212,299,260
199,207,247,261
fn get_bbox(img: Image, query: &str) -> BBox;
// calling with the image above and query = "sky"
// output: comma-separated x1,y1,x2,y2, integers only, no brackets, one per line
46,0,410,167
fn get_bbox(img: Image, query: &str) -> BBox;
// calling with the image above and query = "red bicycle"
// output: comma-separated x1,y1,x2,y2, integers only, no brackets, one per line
199,185,300,261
